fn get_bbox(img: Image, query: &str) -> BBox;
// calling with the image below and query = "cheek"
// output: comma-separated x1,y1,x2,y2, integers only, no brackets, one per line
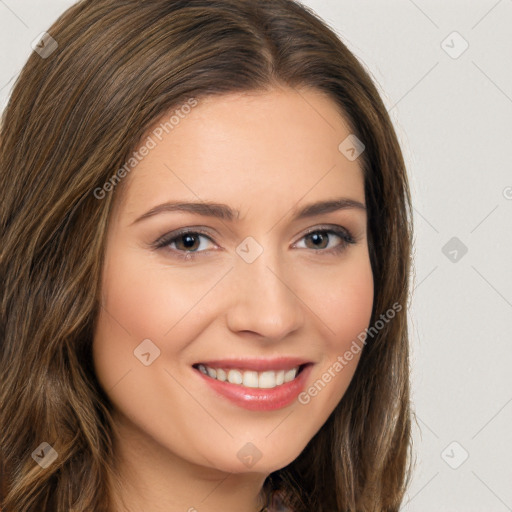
92,247,186,392
96,245,211,347
294,252,374,414
304,249,374,352
326,263,374,345
92,242,228,401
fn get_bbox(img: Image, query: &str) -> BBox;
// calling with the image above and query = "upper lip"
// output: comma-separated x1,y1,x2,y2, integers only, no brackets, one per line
193,357,312,372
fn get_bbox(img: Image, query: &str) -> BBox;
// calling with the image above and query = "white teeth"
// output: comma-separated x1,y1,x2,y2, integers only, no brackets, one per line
216,368,227,382
197,364,301,389
284,368,298,383
242,371,259,388
258,370,276,389
227,369,243,385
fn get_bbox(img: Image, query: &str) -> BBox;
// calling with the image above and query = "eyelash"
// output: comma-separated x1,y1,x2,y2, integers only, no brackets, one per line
152,225,357,261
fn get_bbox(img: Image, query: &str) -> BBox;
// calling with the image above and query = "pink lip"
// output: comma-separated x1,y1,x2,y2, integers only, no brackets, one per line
193,362,313,411
193,357,311,372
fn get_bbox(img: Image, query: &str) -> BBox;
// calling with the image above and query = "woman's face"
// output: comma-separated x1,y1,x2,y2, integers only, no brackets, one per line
93,87,374,475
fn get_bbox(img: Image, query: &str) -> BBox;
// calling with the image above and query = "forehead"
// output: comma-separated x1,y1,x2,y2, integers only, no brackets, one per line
115,87,365,222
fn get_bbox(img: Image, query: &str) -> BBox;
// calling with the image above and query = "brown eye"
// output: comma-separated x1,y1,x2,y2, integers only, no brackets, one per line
297,227,356,255
304,231,330,250
174,233,202,252
152,225,356,262
153,230,216,260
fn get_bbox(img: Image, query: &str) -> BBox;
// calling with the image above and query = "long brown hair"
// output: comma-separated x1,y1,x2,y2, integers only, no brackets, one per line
0,0,415,510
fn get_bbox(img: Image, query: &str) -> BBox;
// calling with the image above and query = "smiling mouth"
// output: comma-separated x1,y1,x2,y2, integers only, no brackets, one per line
192,363,309,389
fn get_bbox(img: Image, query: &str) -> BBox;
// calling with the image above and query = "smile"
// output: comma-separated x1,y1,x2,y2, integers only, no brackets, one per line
192,359,313,411
194,363,304,389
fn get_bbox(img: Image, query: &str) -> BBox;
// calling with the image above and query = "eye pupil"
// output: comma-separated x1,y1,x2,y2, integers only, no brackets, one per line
180,234,199,250
307,232,328,249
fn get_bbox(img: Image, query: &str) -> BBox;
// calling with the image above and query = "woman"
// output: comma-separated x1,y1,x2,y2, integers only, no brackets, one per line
0,0,415,510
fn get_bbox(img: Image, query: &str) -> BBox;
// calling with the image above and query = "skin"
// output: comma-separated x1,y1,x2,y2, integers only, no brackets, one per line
93,86,374,512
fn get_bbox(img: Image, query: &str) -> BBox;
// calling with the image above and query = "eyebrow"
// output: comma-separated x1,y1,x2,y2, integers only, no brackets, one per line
131,197,366,225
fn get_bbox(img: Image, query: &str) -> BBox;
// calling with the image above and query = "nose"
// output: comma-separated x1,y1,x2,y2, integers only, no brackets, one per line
225,246,304,342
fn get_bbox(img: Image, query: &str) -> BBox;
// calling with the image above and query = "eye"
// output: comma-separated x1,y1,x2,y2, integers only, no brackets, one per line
153,229,216,260
152,225,357,261
294,226,356,255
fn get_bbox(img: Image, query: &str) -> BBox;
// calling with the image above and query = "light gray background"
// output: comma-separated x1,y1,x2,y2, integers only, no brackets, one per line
1,1,511,511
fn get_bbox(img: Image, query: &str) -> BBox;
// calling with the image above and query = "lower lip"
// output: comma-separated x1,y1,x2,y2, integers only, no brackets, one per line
194,364,313,411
